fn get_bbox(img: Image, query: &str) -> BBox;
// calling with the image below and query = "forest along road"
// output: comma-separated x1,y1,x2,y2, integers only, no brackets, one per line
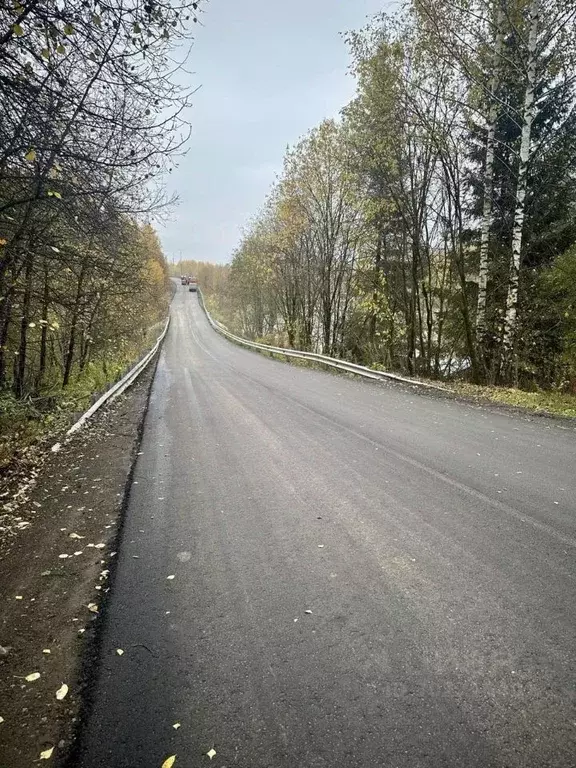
77,288,576,768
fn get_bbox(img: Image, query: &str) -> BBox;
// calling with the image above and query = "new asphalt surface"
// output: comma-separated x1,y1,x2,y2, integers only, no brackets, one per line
77,287,576,768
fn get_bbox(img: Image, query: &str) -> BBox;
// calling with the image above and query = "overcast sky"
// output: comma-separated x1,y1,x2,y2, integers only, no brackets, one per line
159,0,390,265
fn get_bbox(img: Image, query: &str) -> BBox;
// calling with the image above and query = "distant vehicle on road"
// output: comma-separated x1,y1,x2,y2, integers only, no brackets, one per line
181,275,188,286
188,276,198,292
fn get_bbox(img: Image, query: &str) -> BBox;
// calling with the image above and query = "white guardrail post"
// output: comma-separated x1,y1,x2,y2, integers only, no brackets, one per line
196,289,445,391
65,316,171,437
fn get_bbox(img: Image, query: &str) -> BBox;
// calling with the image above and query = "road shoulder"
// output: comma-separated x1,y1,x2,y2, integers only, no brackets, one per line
0,364,156,768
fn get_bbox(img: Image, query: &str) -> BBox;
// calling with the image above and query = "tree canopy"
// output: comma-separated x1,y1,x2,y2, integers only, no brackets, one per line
218,0,576,391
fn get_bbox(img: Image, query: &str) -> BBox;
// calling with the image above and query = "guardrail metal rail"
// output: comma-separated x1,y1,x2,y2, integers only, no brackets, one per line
197,289,445,391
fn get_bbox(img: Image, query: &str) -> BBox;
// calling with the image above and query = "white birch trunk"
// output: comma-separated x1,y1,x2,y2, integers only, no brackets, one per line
476,1,505,340
503,0,540,354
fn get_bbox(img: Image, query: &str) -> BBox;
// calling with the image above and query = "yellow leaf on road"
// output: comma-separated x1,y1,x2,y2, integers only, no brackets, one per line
116,649,124,656
40,747,54,759
207,748,217,760
56,683,68,700
172,723,181,729
25,672,40,682
162,756,176,768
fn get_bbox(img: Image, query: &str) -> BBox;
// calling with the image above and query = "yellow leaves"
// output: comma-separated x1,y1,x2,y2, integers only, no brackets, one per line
25,149,36,162
25,672,41,682
207,748,217,760
116,648,124,656
47,190,62,199
161,756,176,768
56,683,68,700
0,239,6,246
87,603,98,613
172,722,181,729
39,747,54,760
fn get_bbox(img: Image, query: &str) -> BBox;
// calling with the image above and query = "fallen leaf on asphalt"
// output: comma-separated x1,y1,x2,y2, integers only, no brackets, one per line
172,723,181,729
94,543,105,549
116,649,124,656
207,748,216,760
43,649,51,654
15,595,23,600
56,683,68,700
87,603,98,613
0,716,4,723
318,545,324,548
74,551,83,556
161,756,176,768
304,610,313,614
39,746,54,760
166,575,175,580
25,672,41,681
58,554,69,559
69,533,85,539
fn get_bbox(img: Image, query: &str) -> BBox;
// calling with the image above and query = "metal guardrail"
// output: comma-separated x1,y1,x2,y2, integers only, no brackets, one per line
197,289,445,391
65,316,171,437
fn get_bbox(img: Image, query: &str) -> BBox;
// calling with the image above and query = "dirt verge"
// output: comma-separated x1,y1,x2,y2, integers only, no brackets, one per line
0,363,157,768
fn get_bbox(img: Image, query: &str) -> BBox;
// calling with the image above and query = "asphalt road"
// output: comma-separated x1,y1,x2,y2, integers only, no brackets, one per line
77,288,576,768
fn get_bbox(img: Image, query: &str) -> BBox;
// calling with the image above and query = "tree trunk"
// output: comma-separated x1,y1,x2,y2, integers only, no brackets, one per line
36,262,50,393
63,264,86,387
502,0,540,379
13,252,34,398
477,1,505,343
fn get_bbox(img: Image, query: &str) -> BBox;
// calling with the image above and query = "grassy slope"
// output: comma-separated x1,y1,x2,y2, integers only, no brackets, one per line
447,382,576,419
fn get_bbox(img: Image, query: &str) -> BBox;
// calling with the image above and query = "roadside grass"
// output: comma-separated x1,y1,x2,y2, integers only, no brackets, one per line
447,382,576,419
0,328,164,473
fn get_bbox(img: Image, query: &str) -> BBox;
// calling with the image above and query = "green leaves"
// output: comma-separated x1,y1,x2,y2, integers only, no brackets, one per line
24,149,36,162
12,24,23,37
